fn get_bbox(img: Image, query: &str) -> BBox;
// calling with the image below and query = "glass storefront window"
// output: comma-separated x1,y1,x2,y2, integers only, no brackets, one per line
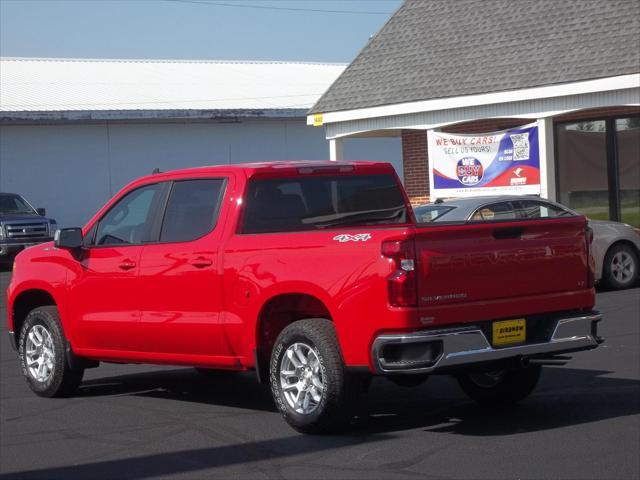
616,118,640,227
557,120,610,220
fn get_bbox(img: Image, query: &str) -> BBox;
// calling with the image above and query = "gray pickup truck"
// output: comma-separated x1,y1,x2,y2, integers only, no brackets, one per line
0,193,57,263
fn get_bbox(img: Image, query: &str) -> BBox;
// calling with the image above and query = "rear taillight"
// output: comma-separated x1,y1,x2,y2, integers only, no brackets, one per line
586,225,596,288
382,239,417,307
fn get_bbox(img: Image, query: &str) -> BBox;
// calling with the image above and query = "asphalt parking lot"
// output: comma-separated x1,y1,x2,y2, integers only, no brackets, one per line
0,270,638,480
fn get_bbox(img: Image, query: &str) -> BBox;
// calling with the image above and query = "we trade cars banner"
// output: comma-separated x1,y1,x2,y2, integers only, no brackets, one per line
427,123,540,198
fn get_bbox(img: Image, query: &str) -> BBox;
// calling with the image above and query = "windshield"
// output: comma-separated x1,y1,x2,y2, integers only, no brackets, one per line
0,194,36,215
413,205,455,223
242,174,408,233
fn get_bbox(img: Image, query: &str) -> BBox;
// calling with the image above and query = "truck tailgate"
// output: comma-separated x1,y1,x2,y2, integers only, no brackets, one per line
414,216,594,326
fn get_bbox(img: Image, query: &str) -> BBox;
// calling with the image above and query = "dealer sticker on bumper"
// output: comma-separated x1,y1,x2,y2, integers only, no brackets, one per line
492,319,526,346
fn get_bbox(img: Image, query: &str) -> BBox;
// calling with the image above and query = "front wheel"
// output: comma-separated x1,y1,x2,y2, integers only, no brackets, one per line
457,364,542,407
270,318,351,434
18,306,84,397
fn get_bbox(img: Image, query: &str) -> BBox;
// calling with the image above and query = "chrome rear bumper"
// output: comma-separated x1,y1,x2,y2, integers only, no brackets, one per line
372,313,602,374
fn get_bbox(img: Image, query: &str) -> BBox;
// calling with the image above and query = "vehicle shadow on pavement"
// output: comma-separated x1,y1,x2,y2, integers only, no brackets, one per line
78,368,277,412
353,367,640,436
0,433,394,480
1,367,638,480
75,365,640,436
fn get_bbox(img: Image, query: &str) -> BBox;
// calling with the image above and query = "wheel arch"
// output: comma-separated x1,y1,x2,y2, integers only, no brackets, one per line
11,289,59,348
254,292,333,383
604,239,640,263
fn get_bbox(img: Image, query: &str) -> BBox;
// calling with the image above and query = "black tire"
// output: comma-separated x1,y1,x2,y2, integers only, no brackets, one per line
270,318,351,434
457,364,542,407
602,243,639,290
18,306,84,397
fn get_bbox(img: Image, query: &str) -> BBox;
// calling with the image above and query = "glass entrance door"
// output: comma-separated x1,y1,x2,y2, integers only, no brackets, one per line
557,120,610,221
556,115,640,227
616,118,640,227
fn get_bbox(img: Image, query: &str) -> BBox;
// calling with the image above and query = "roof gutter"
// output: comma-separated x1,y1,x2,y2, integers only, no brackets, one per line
0,108,309,125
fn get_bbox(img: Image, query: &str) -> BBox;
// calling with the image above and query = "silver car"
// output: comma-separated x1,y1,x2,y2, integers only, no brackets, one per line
414,195,640,290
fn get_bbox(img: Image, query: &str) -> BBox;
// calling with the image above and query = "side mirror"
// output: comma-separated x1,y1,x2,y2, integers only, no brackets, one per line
54,228,83,249
36,208,46,216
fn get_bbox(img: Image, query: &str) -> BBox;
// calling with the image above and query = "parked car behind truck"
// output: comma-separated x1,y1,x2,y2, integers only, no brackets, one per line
7,162,602,433
0,193,57,264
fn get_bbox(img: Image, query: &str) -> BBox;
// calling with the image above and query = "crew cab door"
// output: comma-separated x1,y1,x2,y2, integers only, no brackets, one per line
414,201,591,326
69,182,166,351
136,177,230,358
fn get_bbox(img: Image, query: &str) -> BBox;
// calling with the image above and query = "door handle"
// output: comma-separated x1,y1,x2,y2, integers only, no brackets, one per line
191,257,213,268
118,259,137,271
493,227,525,239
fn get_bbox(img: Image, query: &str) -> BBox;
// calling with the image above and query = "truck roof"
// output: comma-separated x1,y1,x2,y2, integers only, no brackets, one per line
142,160,394,182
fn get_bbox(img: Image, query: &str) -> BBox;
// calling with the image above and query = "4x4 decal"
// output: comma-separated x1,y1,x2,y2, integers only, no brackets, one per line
332,233,372,243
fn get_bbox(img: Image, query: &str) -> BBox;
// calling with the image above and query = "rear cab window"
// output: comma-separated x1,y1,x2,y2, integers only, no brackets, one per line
241,174,407,233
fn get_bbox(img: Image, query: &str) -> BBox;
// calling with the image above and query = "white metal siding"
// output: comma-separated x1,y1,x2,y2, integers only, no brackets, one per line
0,119,401,228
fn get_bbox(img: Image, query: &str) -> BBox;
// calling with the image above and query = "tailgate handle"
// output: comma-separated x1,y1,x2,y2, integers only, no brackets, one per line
493,227,524,239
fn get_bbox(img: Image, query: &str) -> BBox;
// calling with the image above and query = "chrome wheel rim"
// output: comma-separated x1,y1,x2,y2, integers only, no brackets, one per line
469,369,505,388
25,325,55,383
280,342,324,415
611,251,635,284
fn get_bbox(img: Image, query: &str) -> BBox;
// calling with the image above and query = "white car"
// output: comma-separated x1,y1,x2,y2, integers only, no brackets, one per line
589,219,640,290
413,196,640,290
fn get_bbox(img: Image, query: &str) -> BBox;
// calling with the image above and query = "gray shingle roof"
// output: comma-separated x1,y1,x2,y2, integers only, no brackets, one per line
310,0,640,114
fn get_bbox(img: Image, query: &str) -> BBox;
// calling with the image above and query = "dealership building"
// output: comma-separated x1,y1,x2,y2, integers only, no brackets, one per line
309,0,640,226
0,58,401,227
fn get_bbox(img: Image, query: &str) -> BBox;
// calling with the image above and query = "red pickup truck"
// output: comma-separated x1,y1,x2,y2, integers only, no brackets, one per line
7,161,602,433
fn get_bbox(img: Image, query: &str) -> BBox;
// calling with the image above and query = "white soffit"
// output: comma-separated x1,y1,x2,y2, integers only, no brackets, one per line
308,74,640,126
324,87,640,139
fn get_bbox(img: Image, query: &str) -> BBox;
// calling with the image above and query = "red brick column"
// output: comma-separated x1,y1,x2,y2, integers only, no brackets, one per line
401,129,429,205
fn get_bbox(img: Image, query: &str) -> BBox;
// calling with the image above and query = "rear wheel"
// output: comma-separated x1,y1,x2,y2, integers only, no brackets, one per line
602,244,639,290
270,318,352,434
18,306,84,397
457,364,542,407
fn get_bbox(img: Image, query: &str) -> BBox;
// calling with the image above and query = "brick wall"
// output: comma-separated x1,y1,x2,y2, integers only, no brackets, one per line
401,129,429,205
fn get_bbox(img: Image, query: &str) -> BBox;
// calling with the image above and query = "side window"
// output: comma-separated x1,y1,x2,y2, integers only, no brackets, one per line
470,202,517,221
160,179,226,243
95,184,162,246
517,200,571,219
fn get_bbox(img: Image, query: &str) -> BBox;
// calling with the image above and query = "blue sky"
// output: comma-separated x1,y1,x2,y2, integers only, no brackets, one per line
0,0,401,62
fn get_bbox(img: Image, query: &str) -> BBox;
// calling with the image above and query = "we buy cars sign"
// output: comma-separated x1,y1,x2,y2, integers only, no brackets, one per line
427,123,541,198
